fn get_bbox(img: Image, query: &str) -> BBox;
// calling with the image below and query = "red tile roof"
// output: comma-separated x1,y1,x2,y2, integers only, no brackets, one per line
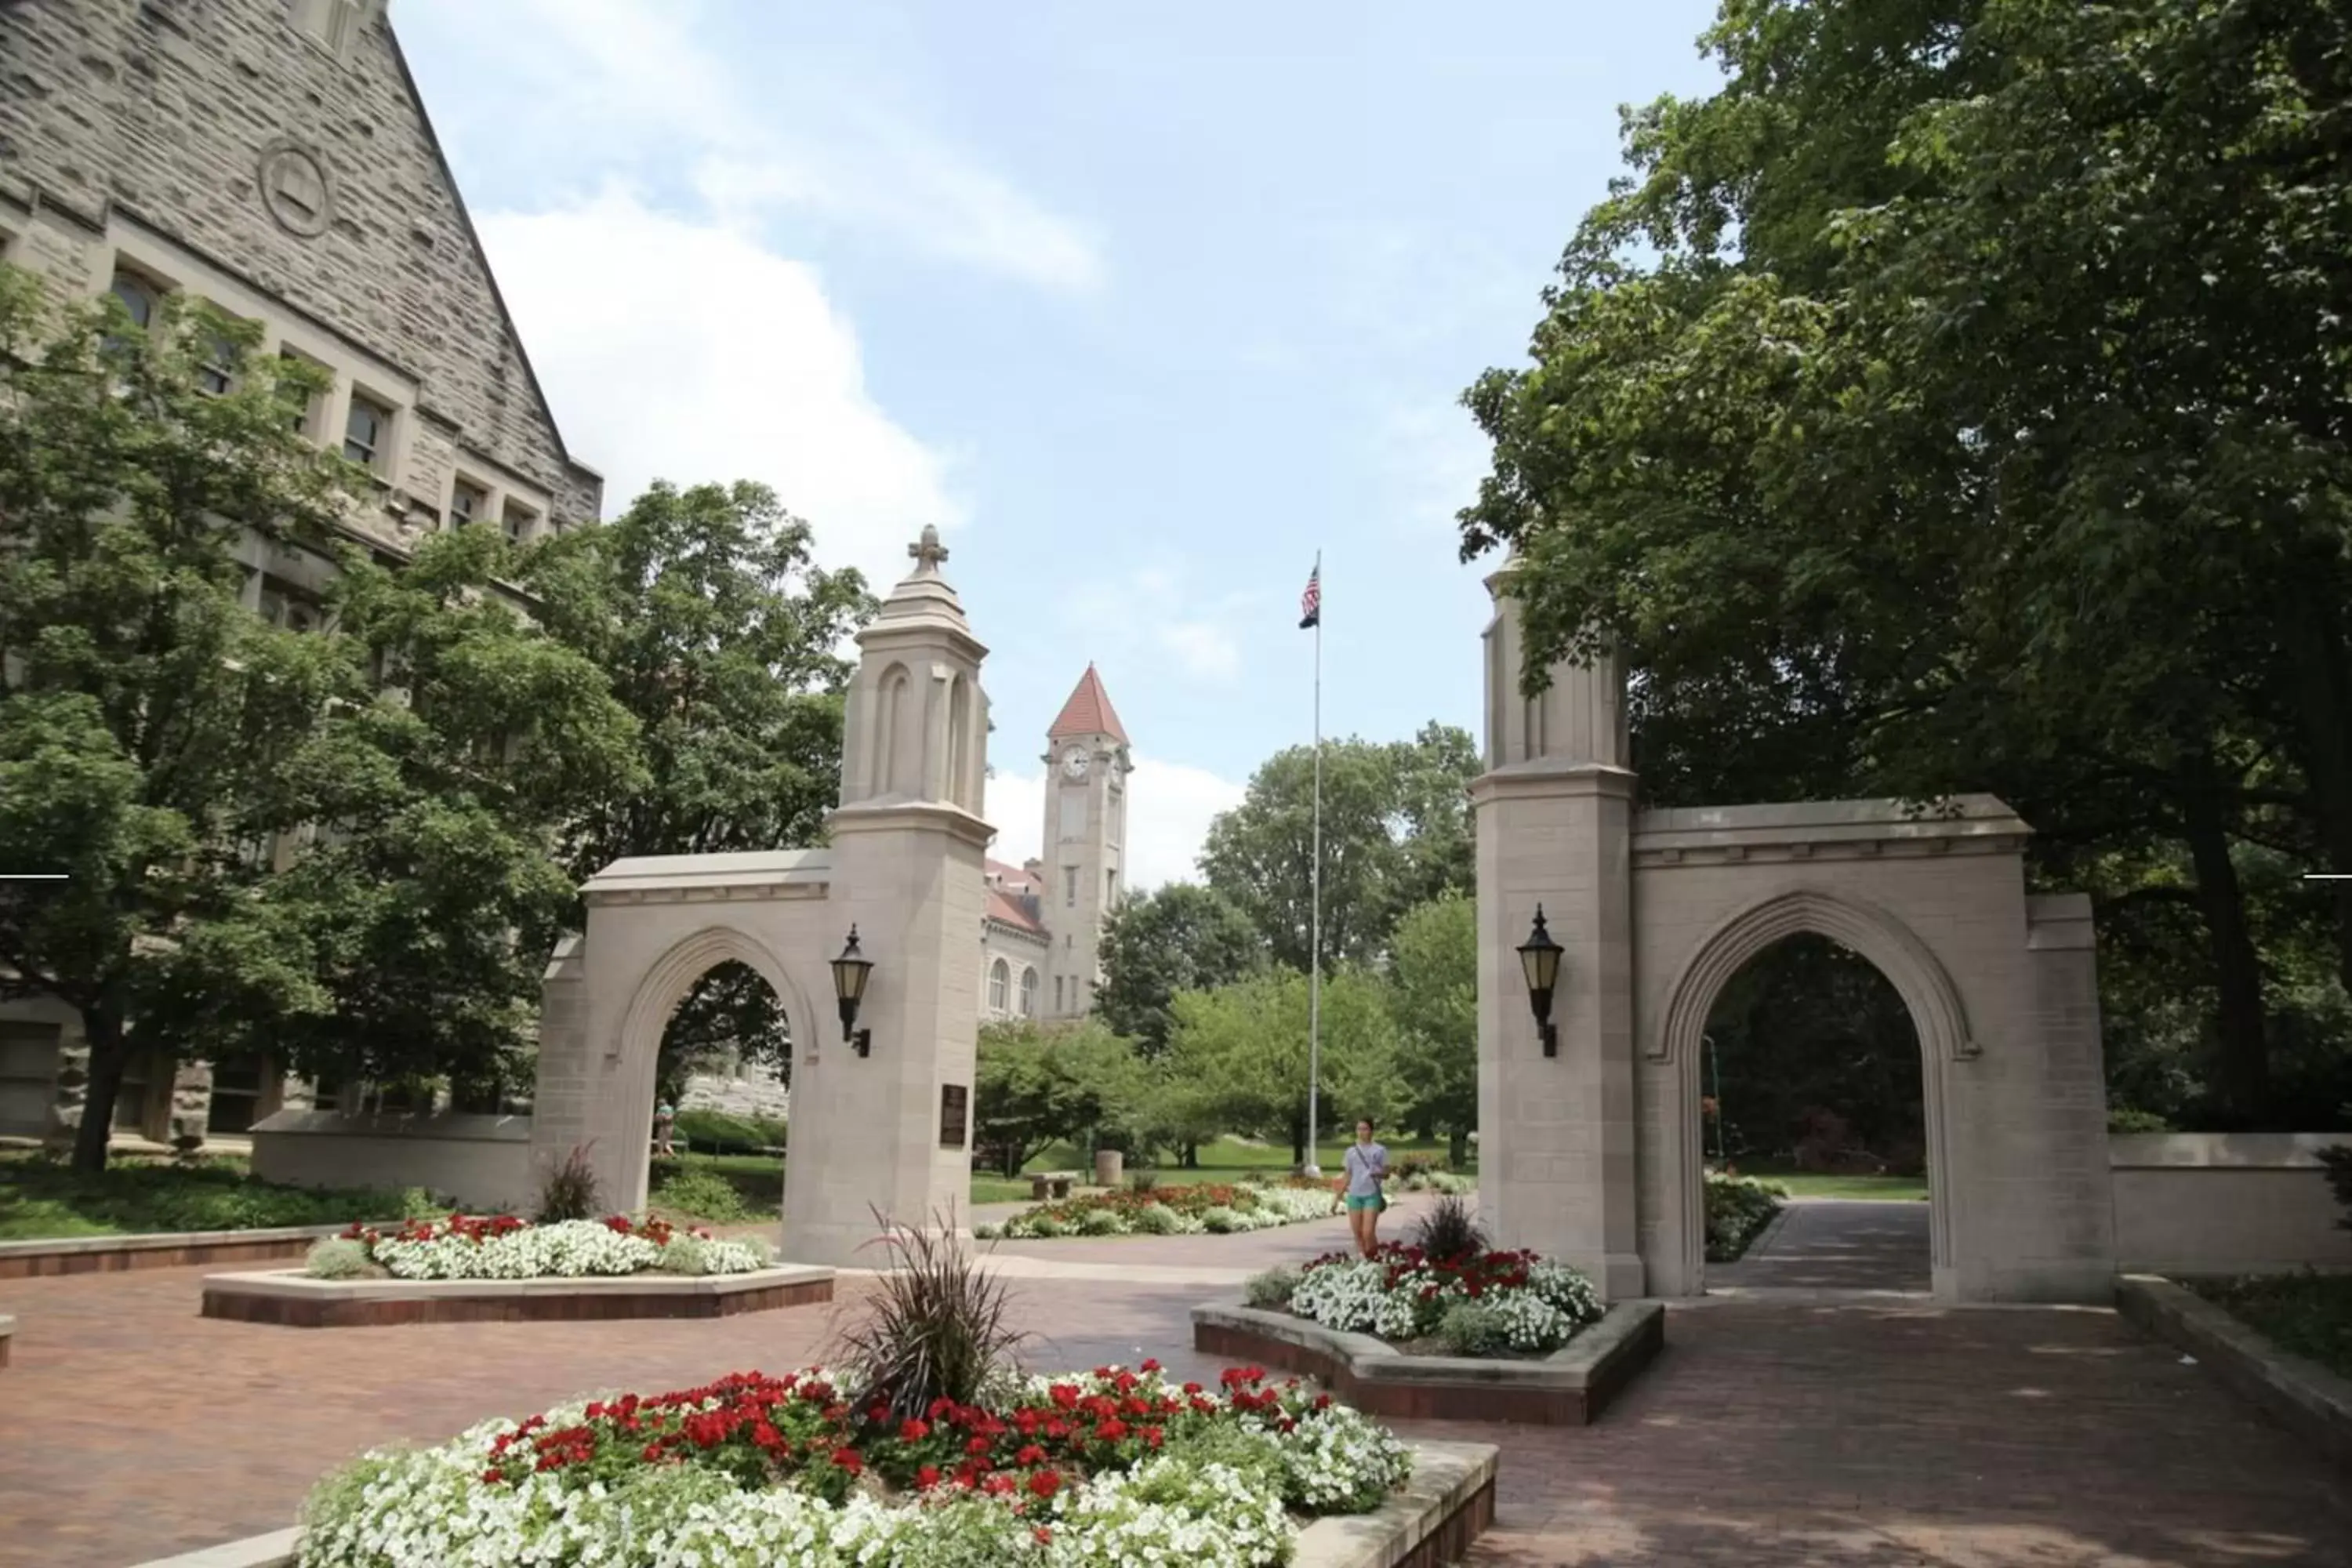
1047,663,1128,745
985,886,1047,935
985,858,1042,895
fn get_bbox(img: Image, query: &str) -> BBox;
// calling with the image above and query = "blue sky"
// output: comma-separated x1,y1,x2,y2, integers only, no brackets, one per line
396,0,1725,885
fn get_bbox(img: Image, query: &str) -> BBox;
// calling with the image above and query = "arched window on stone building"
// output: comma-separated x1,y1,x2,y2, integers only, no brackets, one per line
1019,967,1039,1017
989,958,1010,1014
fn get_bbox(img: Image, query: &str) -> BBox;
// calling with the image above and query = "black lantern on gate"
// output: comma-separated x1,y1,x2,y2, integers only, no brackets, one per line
1517,906,1563,1058
831,926,875,1058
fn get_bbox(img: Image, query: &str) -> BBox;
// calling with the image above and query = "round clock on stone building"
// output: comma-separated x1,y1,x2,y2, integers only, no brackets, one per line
1062,748,1091,782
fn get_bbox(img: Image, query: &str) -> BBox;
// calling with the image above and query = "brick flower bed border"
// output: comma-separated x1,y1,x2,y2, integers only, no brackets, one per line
1193,1298,1664,1426
2116,1273,2352,1473
0,1223,361,1279
198,1263,835,1327
122,1440,1498,1568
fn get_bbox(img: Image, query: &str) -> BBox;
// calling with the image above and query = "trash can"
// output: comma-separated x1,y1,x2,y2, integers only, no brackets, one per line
1093,1149,1124,1189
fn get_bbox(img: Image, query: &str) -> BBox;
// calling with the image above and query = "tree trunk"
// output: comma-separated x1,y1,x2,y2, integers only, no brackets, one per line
71,1011,129,1174
2182,766,2269,1121
1288,1110,1306,1169
1448,1127,1468,1167
1180,1142,1197,1170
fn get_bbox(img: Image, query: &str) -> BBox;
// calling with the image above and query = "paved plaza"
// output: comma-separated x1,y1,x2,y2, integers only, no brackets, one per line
0,1201,2344,1566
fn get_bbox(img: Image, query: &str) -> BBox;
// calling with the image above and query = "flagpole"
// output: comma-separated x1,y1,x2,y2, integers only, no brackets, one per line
1305,550,1323,1178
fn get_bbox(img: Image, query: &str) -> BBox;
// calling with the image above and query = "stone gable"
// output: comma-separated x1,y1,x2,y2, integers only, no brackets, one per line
0,0,601,527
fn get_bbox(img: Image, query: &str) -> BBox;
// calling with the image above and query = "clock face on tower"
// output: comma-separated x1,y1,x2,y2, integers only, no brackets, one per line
1062,748,1091,782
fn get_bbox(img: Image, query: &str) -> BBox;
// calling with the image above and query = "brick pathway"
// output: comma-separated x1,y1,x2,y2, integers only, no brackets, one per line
1711,1197,1935,1294
1,1219,2345,1566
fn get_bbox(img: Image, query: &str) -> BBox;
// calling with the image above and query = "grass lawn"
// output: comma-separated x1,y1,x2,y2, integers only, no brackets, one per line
652,1152,1044,1223
1731,1166,1930,1202
1014,1135,1465,1189
0,1150,414,1240
2188,1272,2352,1381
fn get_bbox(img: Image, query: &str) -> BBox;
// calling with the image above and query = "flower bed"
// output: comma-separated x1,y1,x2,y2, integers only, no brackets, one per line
310,1214,771,1281
297,1361,1412,1566
1704,1171,1789,1263
976,1181,1339,1240
1248,1242,1603,1357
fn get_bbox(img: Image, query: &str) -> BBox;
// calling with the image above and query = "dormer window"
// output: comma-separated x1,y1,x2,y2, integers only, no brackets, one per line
501,499,538,543
449,479,487,528
289,0,371,57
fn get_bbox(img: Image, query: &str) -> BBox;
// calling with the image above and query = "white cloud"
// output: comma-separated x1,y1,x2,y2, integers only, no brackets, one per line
477,193,960,589
986,755,1245,893
1062,564,1250,684
412,0,1103,293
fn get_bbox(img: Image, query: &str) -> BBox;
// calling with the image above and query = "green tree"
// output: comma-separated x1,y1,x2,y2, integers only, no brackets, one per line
1460,0,2352,1127
1385,893,1478,1163
1096,881,1261,1055
0,271,355,1170
521,481,873,1087
1200,725,1478,971
972,1018,1148,1178
1164,967,1399,1166
233,523,644,1102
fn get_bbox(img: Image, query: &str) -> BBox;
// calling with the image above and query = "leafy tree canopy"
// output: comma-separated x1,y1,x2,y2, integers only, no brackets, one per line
1096,881,1261,1055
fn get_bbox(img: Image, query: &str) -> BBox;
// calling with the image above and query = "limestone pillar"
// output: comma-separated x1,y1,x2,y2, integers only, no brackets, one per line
781,527,993,1268
1472,568,1645,1298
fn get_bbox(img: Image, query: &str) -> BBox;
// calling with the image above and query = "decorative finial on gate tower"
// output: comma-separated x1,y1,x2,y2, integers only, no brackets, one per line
909,524,949,576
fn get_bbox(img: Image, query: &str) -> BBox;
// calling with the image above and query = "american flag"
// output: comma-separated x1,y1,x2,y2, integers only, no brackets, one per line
1298,564,1321,630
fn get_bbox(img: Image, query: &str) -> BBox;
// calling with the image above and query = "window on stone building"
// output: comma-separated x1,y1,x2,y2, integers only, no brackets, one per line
1054,976,1065,1012
448,478,487,528
257,578,322,634
109,271,158,331
197,336,235,396
113,1051,154,1133
1019,968,1038,1018
0,1022,62,1141
1064,866,1077,907
289,0,367,57
343,394,390,470
989,959,1009,1014
278,350,321,434
205,1056,266,1134
501,499,538,543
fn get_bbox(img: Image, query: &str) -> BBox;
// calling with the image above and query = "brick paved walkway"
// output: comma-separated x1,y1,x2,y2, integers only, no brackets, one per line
1711,1197,1935,1294
1,1218,2345,1566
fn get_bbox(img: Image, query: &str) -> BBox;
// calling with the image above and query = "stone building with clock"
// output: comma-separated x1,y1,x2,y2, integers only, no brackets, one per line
0,0,604,1148
978,665,1131,1026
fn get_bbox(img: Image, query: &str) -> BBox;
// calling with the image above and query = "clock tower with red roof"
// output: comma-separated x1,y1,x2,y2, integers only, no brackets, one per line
1040,664,1129,1018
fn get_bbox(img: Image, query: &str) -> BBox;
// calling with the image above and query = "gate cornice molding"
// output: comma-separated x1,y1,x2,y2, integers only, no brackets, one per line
1651,885,1979,1066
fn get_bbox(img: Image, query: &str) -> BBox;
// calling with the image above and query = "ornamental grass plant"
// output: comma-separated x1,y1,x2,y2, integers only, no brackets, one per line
834,1206,1027,1428
535,1143,602,1224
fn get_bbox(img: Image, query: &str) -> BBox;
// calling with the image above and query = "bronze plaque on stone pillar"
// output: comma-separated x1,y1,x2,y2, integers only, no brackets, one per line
938,1083,968,1149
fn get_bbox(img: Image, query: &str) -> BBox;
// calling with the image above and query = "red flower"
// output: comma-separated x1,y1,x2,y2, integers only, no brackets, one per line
1033,1527,1054,1545
829,1447,864,1476
916,1465,942,1489
899,1418,931,1443
1028,1469,1061,1499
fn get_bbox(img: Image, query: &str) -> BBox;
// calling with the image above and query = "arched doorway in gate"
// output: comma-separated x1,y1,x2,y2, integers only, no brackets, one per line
649,956,793,1221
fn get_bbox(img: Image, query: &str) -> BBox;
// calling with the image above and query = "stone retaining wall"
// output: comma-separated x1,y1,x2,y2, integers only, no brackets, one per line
2116,1274,2352,1474
198,1265,833,1328
0,1223,350,1279
2110,1133,2352,1276
1194,1299,1664,1425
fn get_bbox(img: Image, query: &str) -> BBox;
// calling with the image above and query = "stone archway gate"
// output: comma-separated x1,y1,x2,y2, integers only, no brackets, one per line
1471,569,2116,1304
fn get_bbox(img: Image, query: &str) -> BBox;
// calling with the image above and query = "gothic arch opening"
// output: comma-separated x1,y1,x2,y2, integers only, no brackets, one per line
1654,887,1967,1295
612,927,804,1223
1695,933,1930,1292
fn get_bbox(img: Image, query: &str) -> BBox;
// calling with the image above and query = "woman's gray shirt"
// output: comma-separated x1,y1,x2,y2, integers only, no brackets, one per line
1344,1142,1388,1198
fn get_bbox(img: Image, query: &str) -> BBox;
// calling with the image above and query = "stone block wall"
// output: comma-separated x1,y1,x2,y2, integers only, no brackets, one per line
2111,1133,2352,1276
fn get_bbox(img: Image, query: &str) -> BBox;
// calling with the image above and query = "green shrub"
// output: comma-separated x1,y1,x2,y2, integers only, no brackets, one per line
397,1187,449,1221
1704,1171,1786,1261
304,1236,371,1279
1436,1301,1509,1357
2315,1144,2352,1235
1027,1214,1069,1238
971,1222,1002,1240
656,1232,711,1274
1128,1170,1160,1193
672,1109,789,1157
1078,1207,1126,1236
1244,1265,1300,1309
2108,1107,2174,1134
651,1166,758,1225
1200,1205,1244,1234
1131,1203,1182,1235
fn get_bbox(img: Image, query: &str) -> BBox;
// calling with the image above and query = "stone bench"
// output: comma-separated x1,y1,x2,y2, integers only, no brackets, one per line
1029,1171,1080,1200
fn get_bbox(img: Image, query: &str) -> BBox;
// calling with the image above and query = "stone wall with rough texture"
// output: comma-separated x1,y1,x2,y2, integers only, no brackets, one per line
0,0,601,527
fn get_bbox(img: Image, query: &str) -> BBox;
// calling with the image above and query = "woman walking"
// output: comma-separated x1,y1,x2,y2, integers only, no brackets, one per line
1343,1118,1389,1257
